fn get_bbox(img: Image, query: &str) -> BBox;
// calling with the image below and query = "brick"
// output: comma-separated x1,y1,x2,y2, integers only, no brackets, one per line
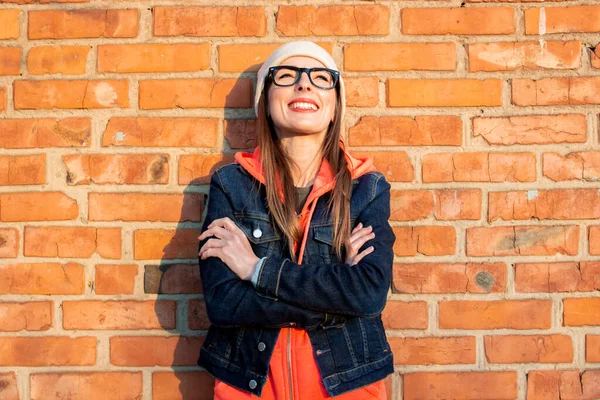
277,5,389,36
527,370,600,400
543,152,600,181
489,189,600,221
347,151,415,182
404,372,517,400
388,79,502,107
392,226,456,256
29,9,138,39
219,44,284,72
516,262,600,293
473,114,586,145
154,7,265,37
0,86,5,111
89,193,203,223
95,265,137,295
0,337,95,366
1,192,78,221
564,298,600,326
485,335,573,363
63,154,169,185
588,335,600,362
9,0,89,3
0,154,45,185
390,189,481,221
0,228,18,258
134,229,201,260
219,43,333,74
468,0,562,2
153,372,214,400
393,262,506,294
591,226,600,255
439,300,552,330
224,120,257,149
0,263,84,294
103,118,218,148
28,46,89,75
526,6,600,34
0,118,91,148
30,372,142,400
0,302,52,331
14,80,128,109
62,300,175,330
402,8,514,35
98,43,210,73
179,154,235,185
0,10,20,39
467,226,579,257
0,373,18,400
188,299,209,330
344,77,379,107
24,227,120,258
423,152,535,183
144,264,202,294
469,41,580,72
592,46,600,69
345,43,455,71
0,47,21,75
139,78,252,109
349,116,462,147
513,77,600,106
110,336,203,366
382,301,428,330
390,337,475,365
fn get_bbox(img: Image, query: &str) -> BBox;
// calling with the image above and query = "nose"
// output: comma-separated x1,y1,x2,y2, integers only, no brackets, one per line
296,70,312,91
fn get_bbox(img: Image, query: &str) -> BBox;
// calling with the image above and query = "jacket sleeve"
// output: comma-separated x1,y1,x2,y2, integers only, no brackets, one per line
254,174,395,318
199,169,327,329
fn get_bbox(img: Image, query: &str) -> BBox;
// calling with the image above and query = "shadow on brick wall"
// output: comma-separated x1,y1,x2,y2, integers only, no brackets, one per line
151,72,257,399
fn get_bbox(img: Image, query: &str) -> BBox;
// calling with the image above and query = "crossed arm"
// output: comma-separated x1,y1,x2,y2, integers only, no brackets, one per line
198,171,394,327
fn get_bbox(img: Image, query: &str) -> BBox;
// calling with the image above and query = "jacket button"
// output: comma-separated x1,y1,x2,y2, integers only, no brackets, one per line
253,228,263,238
258,342,266,352
249,380,257,389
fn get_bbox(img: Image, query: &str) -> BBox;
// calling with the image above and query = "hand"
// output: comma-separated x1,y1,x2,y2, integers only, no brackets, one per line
344,222,375,266
198,217,260,281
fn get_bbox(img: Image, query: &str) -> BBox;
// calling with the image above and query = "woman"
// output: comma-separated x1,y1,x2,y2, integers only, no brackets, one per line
197,41,395,399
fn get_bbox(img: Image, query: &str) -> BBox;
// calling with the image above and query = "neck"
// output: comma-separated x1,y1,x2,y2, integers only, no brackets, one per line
279,133,325,187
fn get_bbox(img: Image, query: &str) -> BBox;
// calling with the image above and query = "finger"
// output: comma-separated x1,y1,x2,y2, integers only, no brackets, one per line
199,238,225,253
199,226,230,241
351,222,363,234
349,228,374,246
350,231,375,249
199,246,222,260
350,246,374,266
207,217,236,231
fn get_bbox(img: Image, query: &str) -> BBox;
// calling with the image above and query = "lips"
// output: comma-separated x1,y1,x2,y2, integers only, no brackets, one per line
288,98,319,112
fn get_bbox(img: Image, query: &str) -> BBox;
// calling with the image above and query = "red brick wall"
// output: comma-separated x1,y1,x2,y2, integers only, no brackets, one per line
1,1,599,399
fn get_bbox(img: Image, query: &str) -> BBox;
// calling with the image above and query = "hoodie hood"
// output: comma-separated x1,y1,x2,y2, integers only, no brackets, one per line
234,141,375,195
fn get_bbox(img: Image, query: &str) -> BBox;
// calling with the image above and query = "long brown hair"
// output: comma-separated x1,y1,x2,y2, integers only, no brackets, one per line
257,78,352,262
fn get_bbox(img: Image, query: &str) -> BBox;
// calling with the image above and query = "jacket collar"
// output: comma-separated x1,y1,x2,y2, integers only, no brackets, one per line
233,140,376,200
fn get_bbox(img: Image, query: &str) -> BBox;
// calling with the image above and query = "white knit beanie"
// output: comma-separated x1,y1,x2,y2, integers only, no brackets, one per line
254,41,345,120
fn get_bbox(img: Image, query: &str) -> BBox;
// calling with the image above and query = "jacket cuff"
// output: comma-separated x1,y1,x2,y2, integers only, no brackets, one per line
255,257,287,298
249,257,267,287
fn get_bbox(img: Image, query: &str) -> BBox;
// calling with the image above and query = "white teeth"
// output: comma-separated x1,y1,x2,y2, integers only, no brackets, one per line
290,102,318,110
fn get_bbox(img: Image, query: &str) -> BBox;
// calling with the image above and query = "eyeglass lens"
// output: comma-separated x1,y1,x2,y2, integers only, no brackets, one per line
272,67,336,89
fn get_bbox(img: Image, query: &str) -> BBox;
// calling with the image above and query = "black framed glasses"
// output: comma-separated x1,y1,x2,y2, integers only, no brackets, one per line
268,66,339,90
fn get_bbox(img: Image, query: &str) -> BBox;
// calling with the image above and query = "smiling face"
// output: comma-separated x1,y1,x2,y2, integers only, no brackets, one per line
267,56,338,140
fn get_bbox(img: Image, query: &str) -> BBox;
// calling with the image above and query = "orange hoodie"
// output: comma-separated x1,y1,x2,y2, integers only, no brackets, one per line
212,144,387,400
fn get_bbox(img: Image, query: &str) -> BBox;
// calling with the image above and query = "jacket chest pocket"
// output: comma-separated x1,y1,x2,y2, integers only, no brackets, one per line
235,214,281,258
311,224,335,264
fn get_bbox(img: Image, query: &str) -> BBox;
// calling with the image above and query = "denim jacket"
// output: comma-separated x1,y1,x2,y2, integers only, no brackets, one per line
197,152,395,397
